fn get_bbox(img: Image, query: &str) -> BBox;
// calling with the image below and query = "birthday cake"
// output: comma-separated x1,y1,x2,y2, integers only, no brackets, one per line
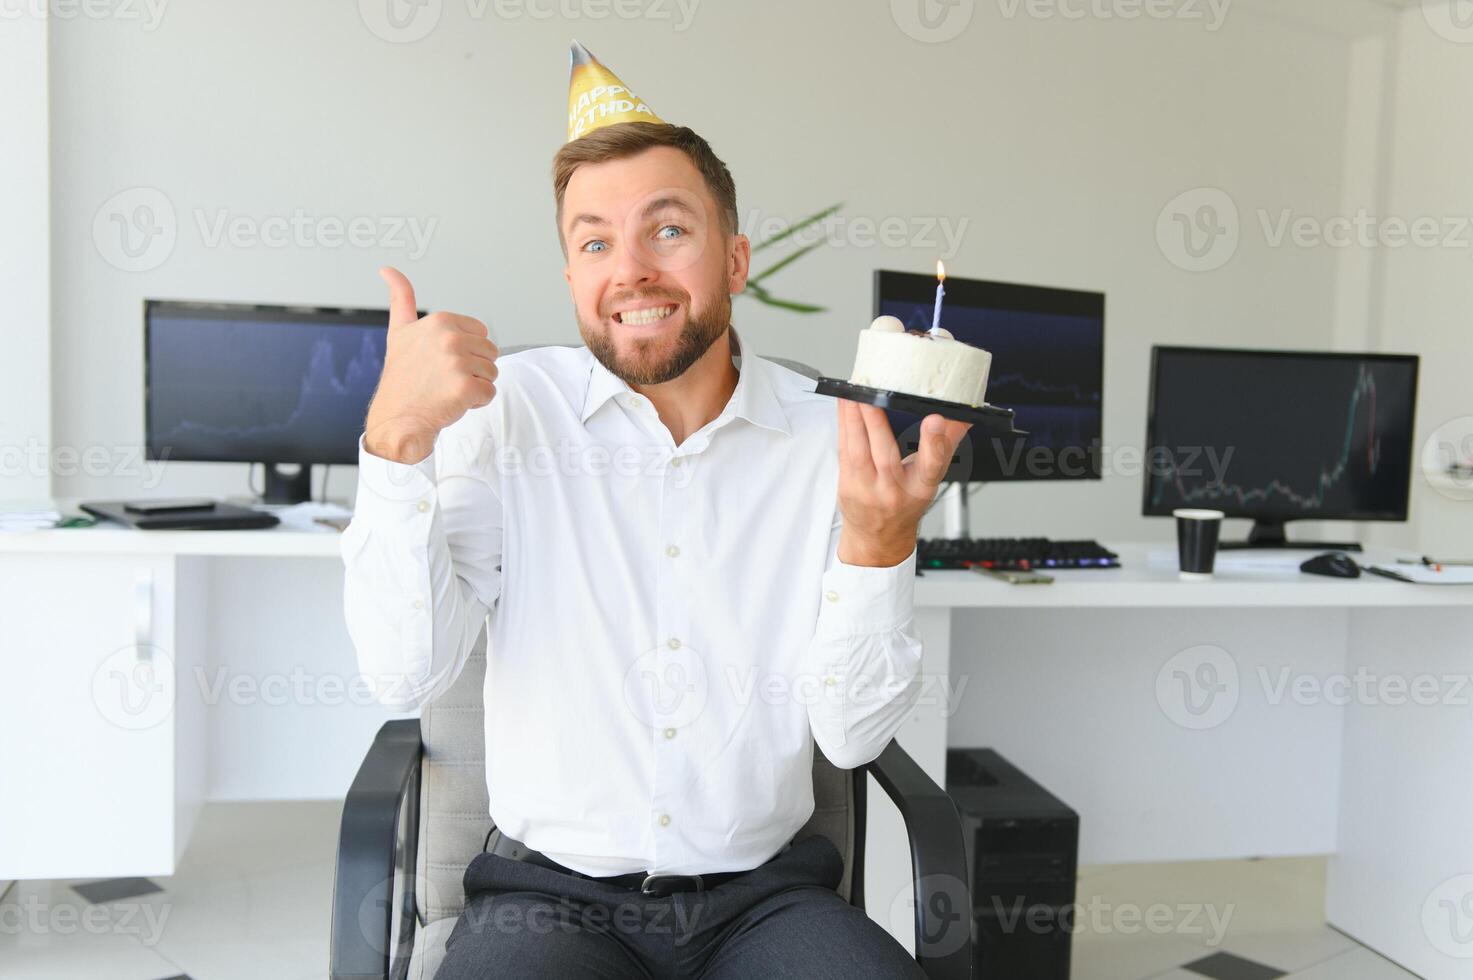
848,316,993,407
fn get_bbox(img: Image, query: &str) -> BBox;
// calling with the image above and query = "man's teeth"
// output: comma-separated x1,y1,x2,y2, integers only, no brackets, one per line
620,305,675,326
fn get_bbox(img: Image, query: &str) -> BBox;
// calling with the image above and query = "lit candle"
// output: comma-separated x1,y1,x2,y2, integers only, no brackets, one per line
930,260,946,334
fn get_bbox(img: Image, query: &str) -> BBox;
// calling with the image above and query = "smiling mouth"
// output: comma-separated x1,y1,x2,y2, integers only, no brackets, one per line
614,305,677,326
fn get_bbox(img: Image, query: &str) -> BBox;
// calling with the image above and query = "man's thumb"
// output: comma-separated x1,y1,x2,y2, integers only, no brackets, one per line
380,266,418,329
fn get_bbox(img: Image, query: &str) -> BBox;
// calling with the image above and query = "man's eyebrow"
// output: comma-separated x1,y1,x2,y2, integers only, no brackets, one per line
566,213,610,234
642,197,699,219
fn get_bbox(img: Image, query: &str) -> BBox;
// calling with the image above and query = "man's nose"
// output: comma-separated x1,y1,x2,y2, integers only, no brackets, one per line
611,240,659,291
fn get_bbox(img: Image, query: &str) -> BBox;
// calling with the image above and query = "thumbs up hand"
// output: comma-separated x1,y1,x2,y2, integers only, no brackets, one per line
363,266,500,464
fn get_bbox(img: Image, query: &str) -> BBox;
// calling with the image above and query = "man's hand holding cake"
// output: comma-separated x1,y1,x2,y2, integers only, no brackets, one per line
833,313,994,566
836,395,972,567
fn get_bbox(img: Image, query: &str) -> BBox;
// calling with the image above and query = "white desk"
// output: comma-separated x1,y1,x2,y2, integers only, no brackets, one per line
864,543,1472,977
2,531,1467,977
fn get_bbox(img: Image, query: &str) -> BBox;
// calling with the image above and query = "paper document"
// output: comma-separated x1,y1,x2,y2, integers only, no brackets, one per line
1367,564,1473,585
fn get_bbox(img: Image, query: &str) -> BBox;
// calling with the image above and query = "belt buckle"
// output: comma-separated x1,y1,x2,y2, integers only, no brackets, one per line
640,873,703,897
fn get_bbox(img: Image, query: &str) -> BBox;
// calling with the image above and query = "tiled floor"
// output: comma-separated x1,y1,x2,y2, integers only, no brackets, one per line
0,801,1420,980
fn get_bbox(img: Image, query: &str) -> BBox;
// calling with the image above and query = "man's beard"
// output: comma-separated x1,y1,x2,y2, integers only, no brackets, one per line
580,285,731,387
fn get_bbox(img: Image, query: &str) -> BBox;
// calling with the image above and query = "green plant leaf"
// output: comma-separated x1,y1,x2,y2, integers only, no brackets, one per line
749,240,826,285
744,281,828,313
752,203,844,252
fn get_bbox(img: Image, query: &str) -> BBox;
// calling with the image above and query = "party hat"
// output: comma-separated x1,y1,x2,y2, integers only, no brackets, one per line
567,40,666,142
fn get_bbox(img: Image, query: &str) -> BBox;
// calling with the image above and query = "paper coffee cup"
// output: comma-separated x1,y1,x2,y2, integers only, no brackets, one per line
1173,508,1225,579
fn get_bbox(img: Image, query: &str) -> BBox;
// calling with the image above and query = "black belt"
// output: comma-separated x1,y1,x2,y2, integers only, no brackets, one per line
489,832,756,898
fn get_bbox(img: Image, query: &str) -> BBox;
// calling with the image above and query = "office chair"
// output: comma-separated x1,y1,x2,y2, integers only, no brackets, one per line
329,350,972,979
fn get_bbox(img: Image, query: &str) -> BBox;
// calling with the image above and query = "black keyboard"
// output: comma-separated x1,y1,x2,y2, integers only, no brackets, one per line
917,537,1121,571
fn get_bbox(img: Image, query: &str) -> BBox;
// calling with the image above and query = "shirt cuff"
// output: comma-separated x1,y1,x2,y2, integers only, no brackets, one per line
814,545,917,637
355,432,437,503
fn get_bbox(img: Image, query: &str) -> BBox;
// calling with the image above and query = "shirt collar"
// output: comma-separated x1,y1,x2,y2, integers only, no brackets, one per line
579,326,792,437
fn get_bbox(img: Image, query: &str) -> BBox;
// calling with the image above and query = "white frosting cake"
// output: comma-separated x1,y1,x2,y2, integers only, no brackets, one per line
848,316,993,407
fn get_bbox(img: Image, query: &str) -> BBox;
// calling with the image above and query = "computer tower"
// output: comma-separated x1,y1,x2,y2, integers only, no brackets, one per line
946,748,1079,980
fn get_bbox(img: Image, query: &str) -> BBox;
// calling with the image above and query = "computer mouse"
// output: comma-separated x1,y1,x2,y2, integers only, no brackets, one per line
1300,551,1362,578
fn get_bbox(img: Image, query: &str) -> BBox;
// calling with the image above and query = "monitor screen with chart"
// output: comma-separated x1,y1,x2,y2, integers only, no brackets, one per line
873,270,1105,483
1142,346,1419,544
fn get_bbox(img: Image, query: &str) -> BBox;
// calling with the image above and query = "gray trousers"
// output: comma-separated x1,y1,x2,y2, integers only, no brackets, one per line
434,834,926,979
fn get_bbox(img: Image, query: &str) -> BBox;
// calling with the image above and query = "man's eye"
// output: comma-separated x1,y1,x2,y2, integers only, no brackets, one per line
581,240,608,254
655,225,685,241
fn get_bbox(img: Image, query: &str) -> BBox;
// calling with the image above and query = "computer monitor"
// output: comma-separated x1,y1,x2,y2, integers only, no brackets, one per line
1143,346,1420,549
874,270,1105,483
145,300,390,504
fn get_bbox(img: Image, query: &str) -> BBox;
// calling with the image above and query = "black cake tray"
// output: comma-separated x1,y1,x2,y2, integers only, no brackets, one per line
814,378,1028,436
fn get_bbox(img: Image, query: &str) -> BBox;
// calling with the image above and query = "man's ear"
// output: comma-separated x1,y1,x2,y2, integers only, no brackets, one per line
727,232,751,296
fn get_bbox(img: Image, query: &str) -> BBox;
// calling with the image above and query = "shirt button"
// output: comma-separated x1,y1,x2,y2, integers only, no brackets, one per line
824,590,840,603
416,500,429,513
663,727,677,739
667,637,681,650
824,676,836,687
666,545,680,558
411,598,425,610
658,813,671,827
670,457,683,468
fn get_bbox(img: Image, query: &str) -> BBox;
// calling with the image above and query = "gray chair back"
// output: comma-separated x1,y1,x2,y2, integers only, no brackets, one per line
406,351,854,976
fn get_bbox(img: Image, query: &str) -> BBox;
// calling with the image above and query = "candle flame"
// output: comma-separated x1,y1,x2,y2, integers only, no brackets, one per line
936,260,946,282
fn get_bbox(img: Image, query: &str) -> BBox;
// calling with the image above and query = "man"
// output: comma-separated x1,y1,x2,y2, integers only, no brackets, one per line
341,42,971,979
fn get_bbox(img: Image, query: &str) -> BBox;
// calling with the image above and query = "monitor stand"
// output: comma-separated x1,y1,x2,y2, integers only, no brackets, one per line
260,463,314,505
1218,519,1362,553
938,481,977,540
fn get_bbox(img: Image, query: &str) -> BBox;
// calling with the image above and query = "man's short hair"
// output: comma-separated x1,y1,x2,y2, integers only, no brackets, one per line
552,121,739,249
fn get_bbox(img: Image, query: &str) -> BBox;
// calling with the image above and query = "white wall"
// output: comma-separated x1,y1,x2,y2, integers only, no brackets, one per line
41,0,1417,545
1360,4,1473,555
1,11,51,505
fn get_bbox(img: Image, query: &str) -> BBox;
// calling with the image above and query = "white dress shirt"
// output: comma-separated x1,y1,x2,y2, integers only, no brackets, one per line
340,327,922,876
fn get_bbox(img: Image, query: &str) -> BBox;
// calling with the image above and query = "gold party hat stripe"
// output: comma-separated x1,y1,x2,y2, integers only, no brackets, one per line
567,39,665,142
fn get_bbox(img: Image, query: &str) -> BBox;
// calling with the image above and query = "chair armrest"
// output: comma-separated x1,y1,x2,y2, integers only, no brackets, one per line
866,740,973,980
331,719,423,980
